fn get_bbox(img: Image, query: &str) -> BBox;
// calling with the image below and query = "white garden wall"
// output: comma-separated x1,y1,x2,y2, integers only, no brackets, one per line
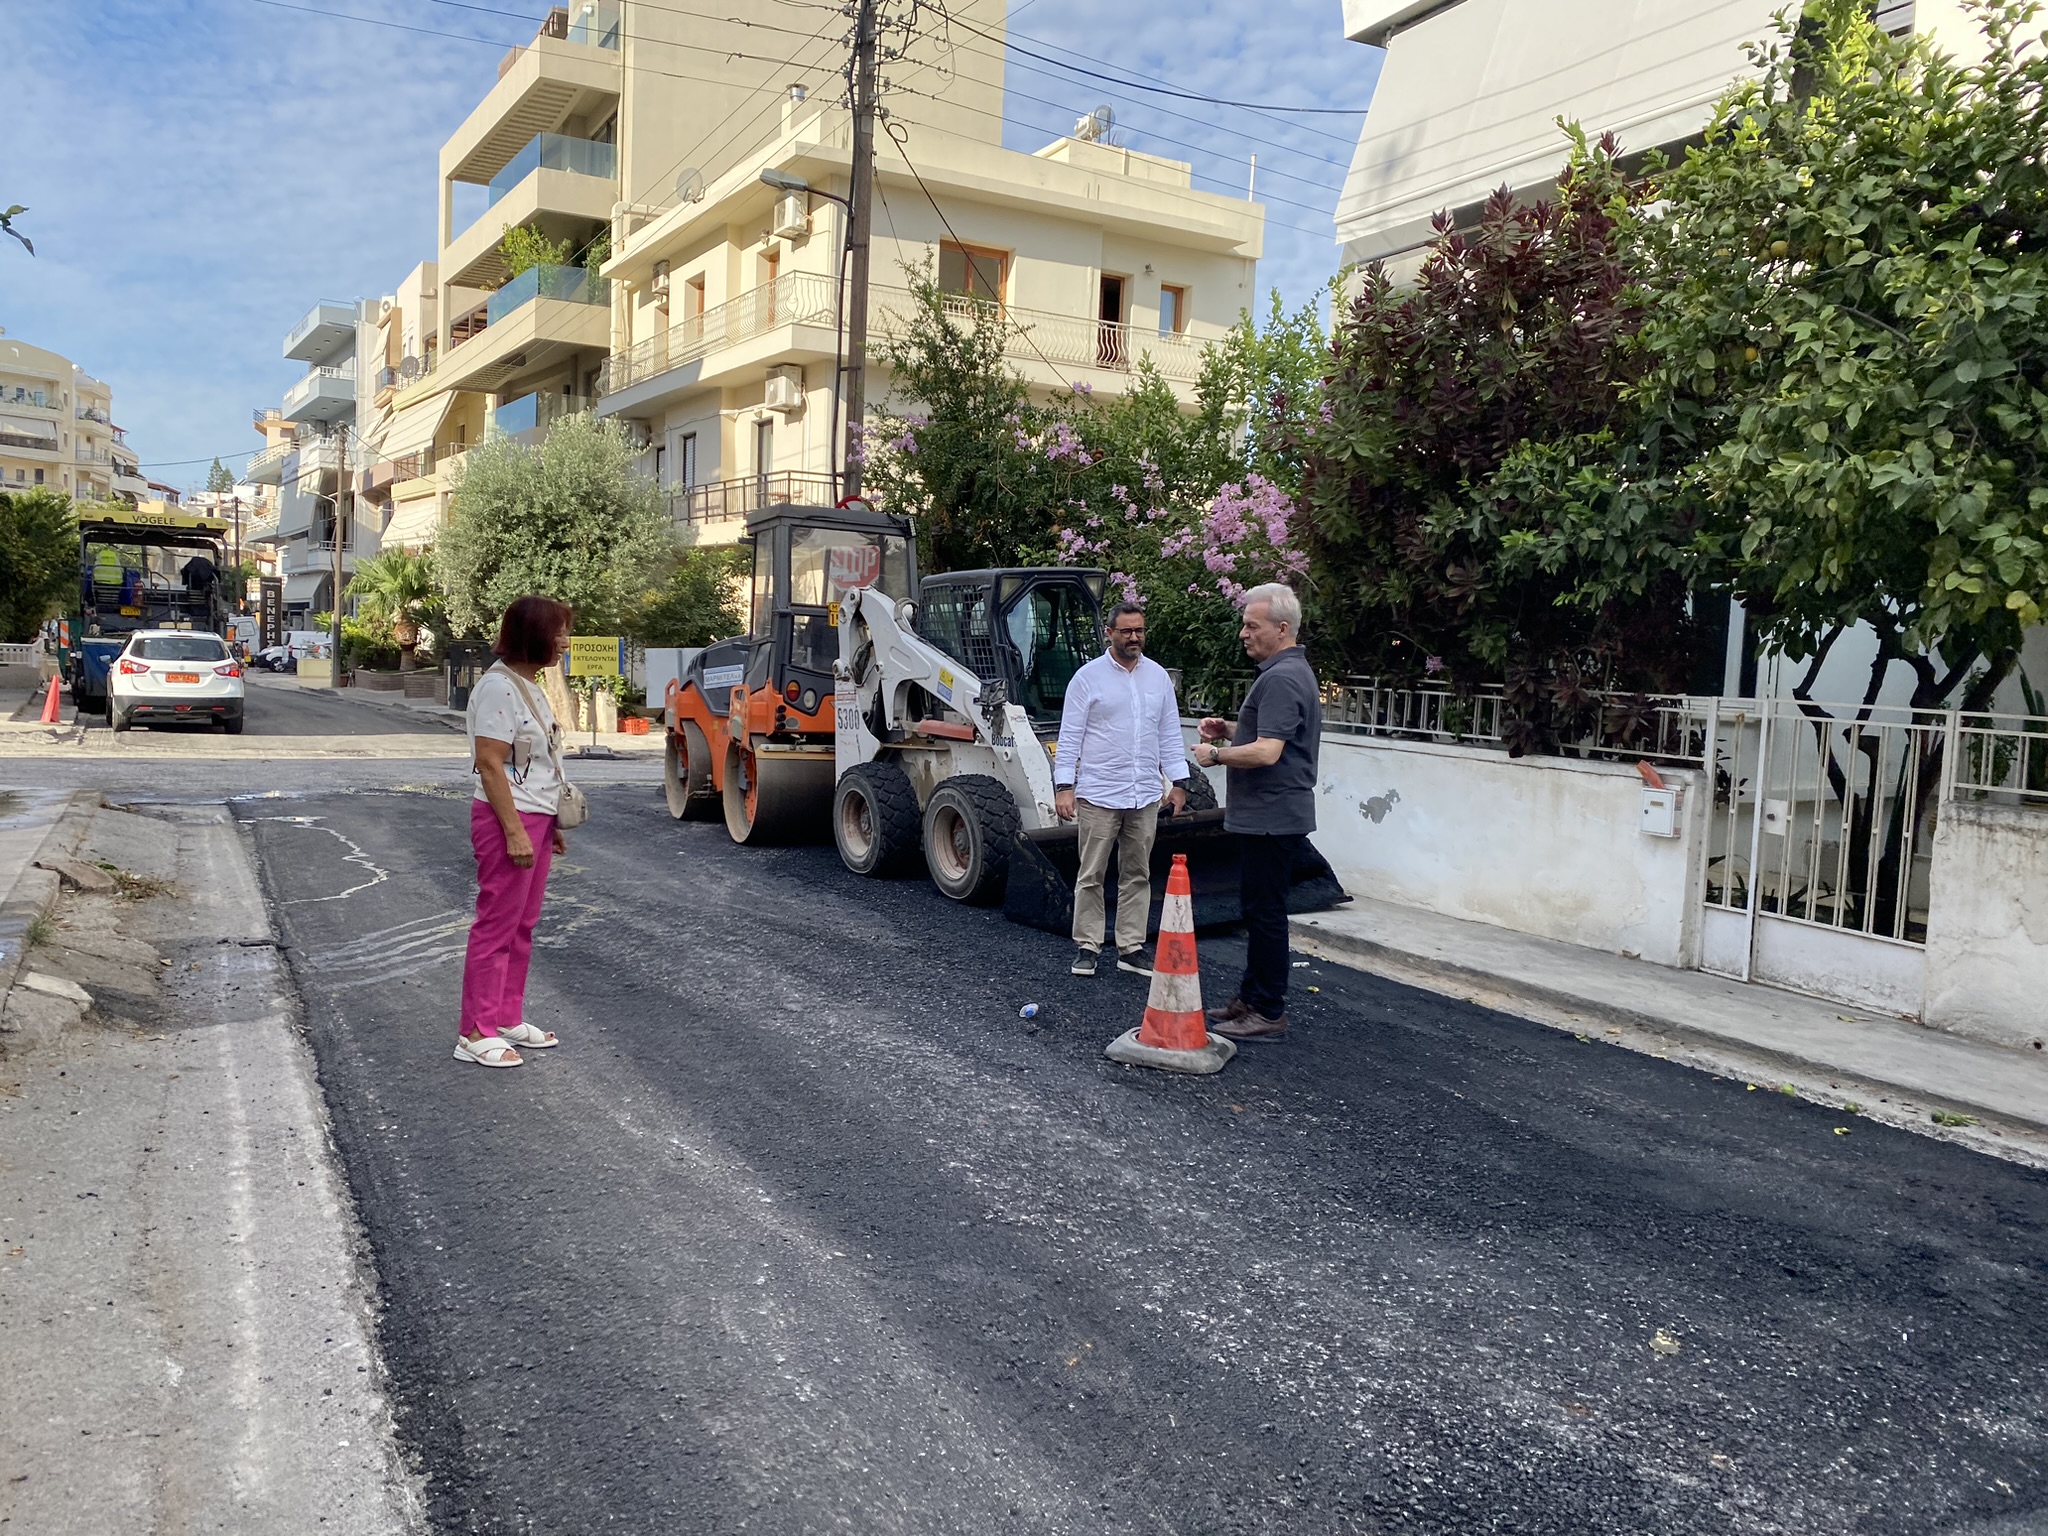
1923,802,2048,1050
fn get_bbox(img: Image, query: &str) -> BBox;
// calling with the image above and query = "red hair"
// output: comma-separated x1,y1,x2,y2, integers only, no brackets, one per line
493,595,573,665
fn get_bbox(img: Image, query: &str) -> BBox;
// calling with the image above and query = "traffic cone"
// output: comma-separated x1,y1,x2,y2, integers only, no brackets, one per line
1104,854,1236,1075
39,675,61,724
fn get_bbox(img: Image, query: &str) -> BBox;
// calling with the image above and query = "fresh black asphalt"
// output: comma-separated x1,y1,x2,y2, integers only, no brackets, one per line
245,785,2048,1536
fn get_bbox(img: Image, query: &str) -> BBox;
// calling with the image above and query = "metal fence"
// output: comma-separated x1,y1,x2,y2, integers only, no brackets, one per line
668,470,840,527
1951,709,2048,807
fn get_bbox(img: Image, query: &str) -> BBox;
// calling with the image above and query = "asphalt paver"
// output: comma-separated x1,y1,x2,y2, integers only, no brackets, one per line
247,785,2048,1536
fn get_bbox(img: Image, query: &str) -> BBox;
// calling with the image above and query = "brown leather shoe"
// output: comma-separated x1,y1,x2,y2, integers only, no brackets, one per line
1206,995,1250,1025
1211,1009,1286,1042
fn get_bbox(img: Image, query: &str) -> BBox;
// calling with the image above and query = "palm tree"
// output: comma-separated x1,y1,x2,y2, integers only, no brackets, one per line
345,547,440,670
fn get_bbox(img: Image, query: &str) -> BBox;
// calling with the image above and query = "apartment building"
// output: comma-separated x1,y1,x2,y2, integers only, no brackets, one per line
266,299,378,618
595,100,1264,542
0,331,145,503
1336,0,1987,273
376,0,1016,543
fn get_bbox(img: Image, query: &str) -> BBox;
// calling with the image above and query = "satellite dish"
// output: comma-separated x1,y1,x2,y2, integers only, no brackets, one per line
398,355,420,383
675,168,706,205
1075,104,1116,142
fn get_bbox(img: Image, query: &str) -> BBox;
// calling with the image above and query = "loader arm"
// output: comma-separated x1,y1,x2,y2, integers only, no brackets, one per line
832,586,1059,826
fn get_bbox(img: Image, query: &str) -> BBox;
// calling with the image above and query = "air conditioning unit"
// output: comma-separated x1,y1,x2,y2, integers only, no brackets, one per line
770,191,809,240
763,365,804,413
651,260,670,295
378,297,394,320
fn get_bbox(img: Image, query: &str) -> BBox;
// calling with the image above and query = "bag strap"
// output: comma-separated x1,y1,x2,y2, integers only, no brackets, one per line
493,662,567,778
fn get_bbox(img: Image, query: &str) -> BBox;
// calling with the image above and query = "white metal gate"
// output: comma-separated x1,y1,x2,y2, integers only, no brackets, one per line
1699,697,2048,1015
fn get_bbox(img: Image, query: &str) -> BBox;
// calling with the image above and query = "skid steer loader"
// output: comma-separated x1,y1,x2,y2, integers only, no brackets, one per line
829,567,1347,934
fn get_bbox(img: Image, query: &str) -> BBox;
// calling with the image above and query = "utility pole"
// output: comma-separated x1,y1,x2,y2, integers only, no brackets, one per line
841,0,879,502
328,440,345,679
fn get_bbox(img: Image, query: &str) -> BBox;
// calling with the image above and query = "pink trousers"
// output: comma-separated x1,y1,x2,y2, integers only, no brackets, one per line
460,801,557,1039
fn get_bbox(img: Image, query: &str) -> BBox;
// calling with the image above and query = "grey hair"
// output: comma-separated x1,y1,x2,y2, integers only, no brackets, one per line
1240,582,1302,633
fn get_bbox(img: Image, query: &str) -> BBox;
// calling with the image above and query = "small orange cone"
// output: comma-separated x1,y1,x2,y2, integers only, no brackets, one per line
39,674,61,724
1104,854,1236,1075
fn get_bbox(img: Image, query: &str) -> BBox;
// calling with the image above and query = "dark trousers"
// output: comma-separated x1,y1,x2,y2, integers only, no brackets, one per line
1237,832,1302,1018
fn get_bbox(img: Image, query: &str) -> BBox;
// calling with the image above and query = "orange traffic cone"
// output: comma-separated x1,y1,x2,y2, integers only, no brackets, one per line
39,674,61,724
1104,854,1236,1075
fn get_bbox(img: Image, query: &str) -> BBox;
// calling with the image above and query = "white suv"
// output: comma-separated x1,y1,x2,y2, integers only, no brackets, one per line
110,630,245,734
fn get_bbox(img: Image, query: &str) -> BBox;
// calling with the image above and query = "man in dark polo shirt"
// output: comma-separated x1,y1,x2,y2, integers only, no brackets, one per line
1191,583,1320,1041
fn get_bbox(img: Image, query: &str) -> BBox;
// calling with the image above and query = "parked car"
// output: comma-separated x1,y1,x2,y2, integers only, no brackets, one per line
109,629,245,733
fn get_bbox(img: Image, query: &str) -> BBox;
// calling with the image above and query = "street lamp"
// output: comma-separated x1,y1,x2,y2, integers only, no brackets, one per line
758,169,853,496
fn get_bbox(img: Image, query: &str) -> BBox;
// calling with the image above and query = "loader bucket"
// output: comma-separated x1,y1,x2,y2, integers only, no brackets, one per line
1003,809,1349,937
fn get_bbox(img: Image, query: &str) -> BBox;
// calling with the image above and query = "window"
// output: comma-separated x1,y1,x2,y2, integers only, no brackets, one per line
33,467,43,485
1158,284,1187,335
754,417,774,495
678,430,698,489
132,634,229,662
939,241,1007,304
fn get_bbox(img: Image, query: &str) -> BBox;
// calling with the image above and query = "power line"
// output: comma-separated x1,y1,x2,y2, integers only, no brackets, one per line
882,120,1076,392
935,5,1371,119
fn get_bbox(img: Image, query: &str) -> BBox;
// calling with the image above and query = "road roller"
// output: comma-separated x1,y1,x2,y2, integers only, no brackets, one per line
662,500,918,844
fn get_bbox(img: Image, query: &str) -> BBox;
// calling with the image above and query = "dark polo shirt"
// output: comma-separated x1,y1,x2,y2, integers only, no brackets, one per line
1225,646,1321,835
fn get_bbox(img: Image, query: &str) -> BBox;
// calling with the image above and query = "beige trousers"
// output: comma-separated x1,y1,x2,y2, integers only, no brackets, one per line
1072,797,1162,953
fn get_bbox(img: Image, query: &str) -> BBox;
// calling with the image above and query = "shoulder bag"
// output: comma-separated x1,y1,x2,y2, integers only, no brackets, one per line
496,664,589,829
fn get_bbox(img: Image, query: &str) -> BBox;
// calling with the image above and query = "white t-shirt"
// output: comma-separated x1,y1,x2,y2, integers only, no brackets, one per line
468,666,563,817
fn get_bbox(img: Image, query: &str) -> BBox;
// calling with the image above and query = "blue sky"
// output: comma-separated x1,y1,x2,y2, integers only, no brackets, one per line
0,1,1380,491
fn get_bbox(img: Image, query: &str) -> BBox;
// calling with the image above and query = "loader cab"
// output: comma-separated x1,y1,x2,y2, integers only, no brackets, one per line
714,503,916,725
918,568,1106,729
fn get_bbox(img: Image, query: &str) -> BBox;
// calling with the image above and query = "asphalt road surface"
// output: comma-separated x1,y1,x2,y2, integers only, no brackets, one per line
249,785,2048,1536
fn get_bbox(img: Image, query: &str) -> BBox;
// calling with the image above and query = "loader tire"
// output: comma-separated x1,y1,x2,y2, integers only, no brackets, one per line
834,760,921,877
1178,766,1220,813
664,722,719,821
921,774,1019,906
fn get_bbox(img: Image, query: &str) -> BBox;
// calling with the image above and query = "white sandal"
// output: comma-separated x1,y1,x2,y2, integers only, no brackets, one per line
500,1022,559,1049
453,1034,523,1068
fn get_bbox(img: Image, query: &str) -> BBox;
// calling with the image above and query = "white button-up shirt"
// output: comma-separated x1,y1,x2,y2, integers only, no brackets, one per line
1053,651,1190,810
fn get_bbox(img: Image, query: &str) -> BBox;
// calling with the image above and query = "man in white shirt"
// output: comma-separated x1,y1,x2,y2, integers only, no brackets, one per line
1054,602,1191,977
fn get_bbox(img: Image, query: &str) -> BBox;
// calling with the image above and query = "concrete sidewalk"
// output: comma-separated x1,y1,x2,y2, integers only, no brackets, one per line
266,672,665,754
1294,897,2048,1144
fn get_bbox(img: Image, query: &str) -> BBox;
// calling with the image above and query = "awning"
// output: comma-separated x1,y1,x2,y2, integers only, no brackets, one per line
282,573,327,606
368,392,453,464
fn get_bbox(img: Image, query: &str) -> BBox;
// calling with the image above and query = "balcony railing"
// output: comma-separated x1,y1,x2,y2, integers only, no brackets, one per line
76,405,111,425
0,428,58,452
502,2,618,75
488,133,616,207
669,470,841,526
375,365,400,395
492,390,594,437
600,270,838,395
486,262,609,326
283,362,358,413
75,445,113,465
872,285,1209,383
1,387,54,411
284,300,356,358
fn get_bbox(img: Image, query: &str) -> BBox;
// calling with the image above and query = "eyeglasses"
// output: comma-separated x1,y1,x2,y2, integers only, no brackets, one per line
1110,627,1147,638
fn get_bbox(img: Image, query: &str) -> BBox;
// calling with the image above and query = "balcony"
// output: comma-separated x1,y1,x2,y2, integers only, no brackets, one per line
281,362,357,424
445,133,619,289
444,11,621,194
491,389,592,440
283,301,357,365
599,270,839,401
669,470,841,528
872,286,1210,386
245,441,294,485
76,405,112,426
75,445,114,465
489,133,614,207
0,386,56,413
0,426,59,454
435,264,609,395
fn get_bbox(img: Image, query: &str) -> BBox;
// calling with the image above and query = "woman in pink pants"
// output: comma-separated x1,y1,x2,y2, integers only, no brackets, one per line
454,594,573,1068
